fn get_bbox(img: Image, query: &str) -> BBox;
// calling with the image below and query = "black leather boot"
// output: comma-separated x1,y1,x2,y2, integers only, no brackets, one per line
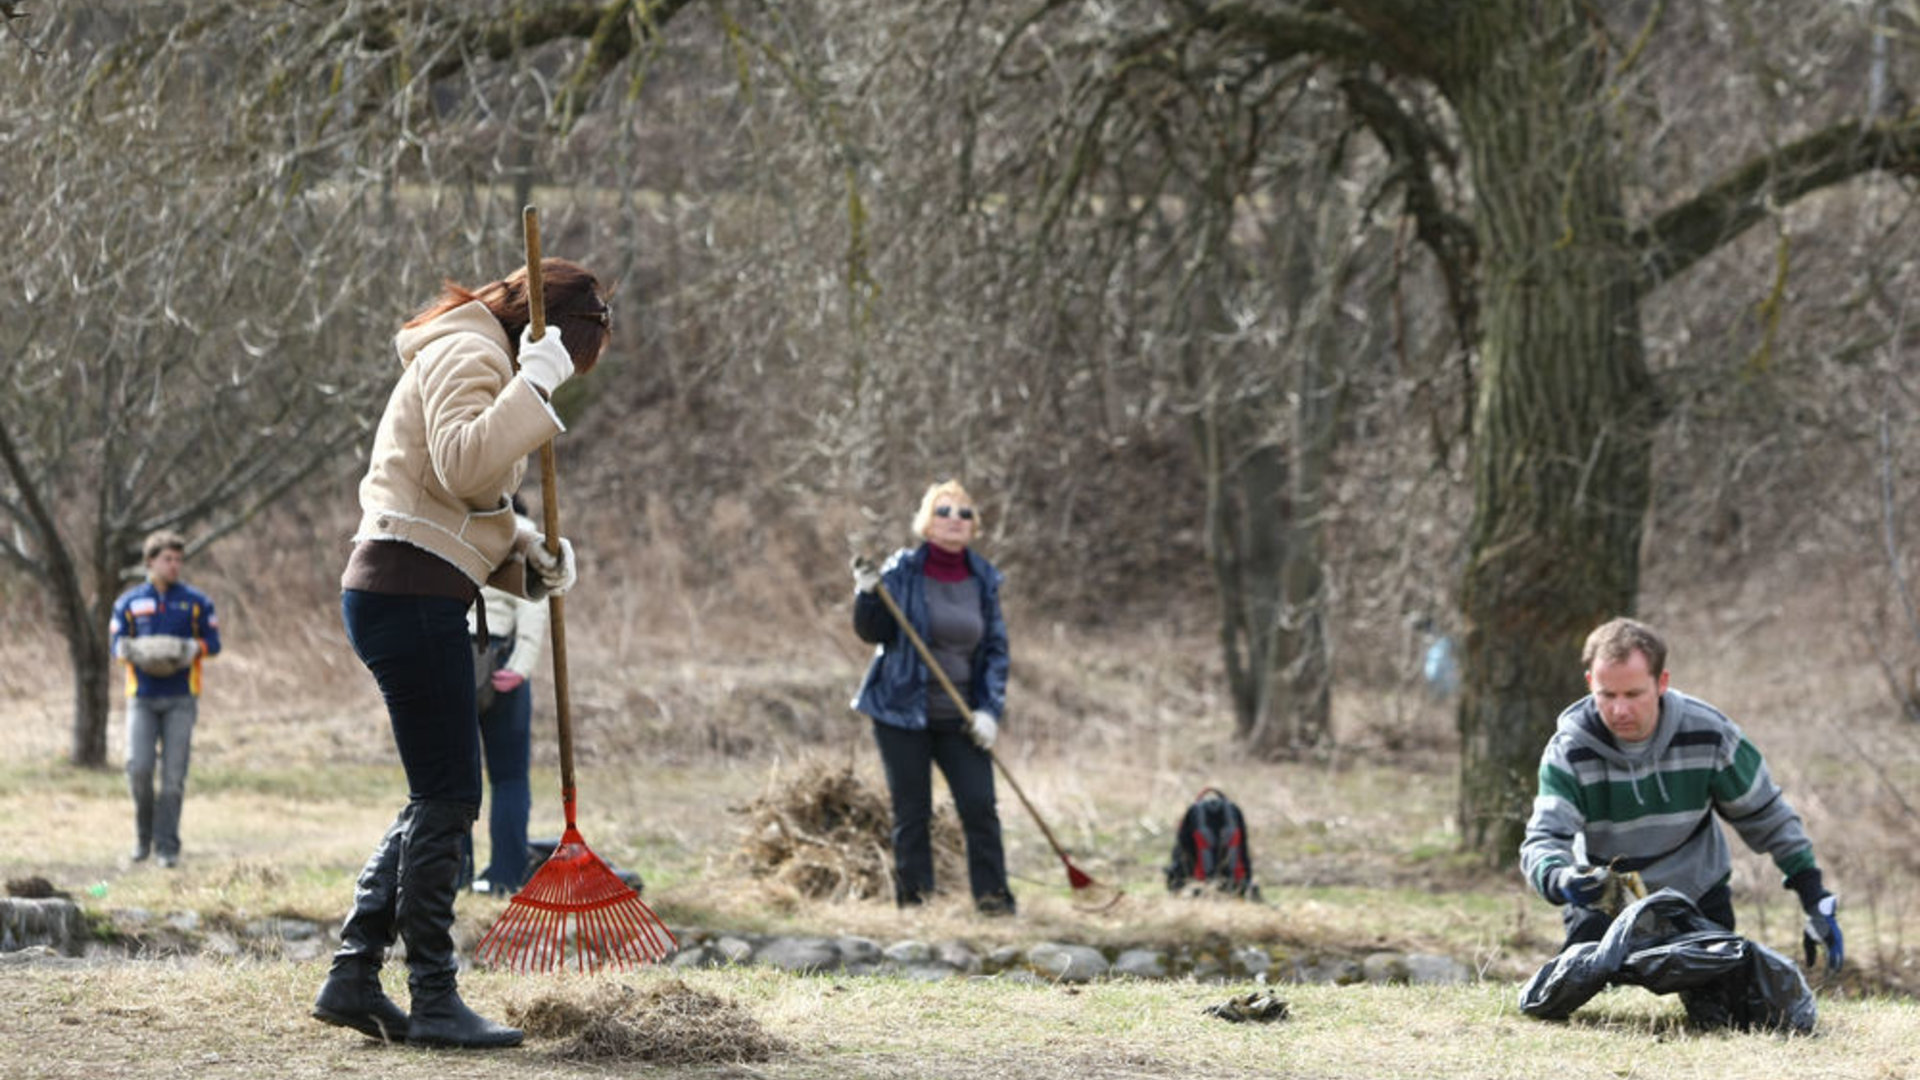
400,800,522,1049
312,805,413,1042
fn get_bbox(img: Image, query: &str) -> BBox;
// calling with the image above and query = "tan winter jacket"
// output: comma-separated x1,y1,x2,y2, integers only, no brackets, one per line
352,301,563,585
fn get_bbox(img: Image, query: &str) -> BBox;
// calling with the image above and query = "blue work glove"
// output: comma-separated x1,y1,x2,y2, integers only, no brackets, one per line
1789,869,1844,973
1548,864,1610,907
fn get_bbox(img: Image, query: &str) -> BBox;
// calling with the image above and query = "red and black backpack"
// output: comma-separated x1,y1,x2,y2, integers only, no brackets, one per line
1165,787,1255,897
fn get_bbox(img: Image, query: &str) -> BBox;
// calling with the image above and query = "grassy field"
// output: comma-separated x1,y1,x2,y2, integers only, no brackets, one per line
3,557,1918,1076
4,959,1918,1080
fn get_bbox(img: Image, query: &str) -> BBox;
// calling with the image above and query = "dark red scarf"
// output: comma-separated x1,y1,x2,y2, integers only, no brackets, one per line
924,544,969,583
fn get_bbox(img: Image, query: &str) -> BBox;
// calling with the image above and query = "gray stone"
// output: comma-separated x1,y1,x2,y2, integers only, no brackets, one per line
242,916,322,942
837,936,883,966
882,939,932,964
0,944,81,968
669,944,714,969
983,944,1024,974
1404,953,1473,985
1026,942,1108,983
1295,955,1364,985
278,918,324,942
758,936,841,973
165,910,201,934
0,898,87,956
1231,946,1272,978
934,940,981,975
714,936,757,964
1189,951,1227,981
896,963,958,982
1111,948,1169,979
110,907,153,929
1361,951,1407,985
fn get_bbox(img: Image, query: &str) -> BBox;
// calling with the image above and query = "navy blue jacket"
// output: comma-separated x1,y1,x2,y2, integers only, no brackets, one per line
110,580,222,698
851,544,1009,731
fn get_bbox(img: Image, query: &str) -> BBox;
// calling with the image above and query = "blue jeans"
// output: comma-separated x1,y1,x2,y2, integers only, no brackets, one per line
871,720,1010,905
475,644,532,891
127,694,197,857
341,590,483,808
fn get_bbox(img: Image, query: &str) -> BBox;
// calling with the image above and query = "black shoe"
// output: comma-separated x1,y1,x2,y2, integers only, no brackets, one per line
312,957,409,1043
156,853,179,869
130,844,151,863
400,801,523,1050
314,806,412,1043
975,892,1017,917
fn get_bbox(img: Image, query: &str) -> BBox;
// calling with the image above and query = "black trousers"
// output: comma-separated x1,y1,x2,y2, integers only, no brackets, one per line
871,720,1010,905
1561,881,1736,949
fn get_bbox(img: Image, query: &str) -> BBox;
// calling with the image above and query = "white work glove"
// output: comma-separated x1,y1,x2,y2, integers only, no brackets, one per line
517,324,574,397
850,554,880,594
525,535,577,598
967,709,999,751
126,635,198,676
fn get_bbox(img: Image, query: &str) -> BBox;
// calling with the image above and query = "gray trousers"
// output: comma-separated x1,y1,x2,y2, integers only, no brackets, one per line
127,694,198,857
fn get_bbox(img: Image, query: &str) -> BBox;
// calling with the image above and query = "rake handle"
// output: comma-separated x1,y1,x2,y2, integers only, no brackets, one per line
523,206,579,826
870,576,1079,873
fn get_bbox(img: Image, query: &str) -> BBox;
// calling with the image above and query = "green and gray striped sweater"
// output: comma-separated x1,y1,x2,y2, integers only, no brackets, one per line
1521,689,1817,904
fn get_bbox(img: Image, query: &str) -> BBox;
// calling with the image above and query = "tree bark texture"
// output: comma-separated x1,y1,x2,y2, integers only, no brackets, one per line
1444,4,1657,862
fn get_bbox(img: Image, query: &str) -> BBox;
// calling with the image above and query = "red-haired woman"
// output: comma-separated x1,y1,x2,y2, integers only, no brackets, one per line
851,479,1015,915
312,259,610,1049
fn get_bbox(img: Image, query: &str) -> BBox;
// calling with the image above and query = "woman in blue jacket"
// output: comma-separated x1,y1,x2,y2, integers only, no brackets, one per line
851,480,1015,914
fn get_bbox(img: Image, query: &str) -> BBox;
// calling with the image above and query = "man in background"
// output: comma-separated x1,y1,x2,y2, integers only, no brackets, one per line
110,530,222,868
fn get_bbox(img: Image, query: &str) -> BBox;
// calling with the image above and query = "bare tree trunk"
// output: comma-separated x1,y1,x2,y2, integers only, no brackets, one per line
1207,433,1291,748
1241,188,1341,758
1448,7,1657,863
66,608,112,768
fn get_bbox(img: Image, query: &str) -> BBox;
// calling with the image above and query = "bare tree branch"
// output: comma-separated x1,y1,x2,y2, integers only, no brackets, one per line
1632,115,1920,293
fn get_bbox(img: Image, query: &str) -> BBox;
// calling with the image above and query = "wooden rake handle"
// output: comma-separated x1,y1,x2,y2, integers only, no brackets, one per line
523,206,580,826
869,576,1079,869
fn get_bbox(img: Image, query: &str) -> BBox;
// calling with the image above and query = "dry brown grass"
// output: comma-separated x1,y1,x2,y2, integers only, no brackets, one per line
735,758,967,906
506,976,791,1064
2,957,1916,1080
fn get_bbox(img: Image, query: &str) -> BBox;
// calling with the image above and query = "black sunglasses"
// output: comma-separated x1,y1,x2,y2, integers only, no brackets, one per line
934,506,975,520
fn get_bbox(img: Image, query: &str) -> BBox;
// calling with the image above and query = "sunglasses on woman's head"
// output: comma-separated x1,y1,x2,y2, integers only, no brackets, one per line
934,506,975,520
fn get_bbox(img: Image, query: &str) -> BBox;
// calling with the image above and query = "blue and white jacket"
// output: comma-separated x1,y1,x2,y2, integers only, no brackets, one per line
851,544,1009,731
109,580,222,698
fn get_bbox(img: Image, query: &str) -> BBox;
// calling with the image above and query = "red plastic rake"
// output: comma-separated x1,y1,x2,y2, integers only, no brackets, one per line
475,208,677,972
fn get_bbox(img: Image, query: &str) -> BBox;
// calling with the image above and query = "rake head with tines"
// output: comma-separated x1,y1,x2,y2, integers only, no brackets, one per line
475,206,677,974
475,822,677,972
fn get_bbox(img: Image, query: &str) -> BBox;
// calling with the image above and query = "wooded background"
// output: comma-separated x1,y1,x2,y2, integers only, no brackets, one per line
4,1,1919,869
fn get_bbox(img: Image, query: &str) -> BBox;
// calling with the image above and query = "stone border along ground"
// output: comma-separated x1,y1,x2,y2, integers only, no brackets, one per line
1,896,1476,986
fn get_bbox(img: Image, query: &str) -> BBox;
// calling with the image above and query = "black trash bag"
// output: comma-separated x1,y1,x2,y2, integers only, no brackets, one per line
1518,888,1816,1033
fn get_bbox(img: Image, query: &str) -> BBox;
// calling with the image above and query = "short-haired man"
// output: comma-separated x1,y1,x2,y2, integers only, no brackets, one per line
1520,617,1844,972
110,530,222,868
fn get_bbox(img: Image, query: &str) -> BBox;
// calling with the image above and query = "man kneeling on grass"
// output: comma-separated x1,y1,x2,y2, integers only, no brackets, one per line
1519,617,1844,973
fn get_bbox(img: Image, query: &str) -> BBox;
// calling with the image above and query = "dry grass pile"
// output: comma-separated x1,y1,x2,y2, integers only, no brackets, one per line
6,875,62,899
735,759,964,903
508,977,790,1065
